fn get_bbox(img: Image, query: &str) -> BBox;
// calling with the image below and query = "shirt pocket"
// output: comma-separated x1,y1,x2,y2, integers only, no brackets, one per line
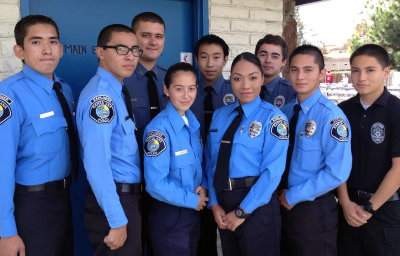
121,119,138,153
173,150,197,188
296,136,322,171
31,116,67,154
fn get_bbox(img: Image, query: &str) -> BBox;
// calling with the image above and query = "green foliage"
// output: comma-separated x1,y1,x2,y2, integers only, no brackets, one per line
349,0,400,70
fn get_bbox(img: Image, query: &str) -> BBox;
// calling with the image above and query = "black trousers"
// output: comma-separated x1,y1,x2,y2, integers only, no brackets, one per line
218,189,281,256
85,191,142,256
281,193,338,256
197,208,218,256
148,199,200,256
338,200,400,256
14,185,73,256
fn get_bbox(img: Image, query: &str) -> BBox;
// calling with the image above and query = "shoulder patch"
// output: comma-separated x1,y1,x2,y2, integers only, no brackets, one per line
0,94,12,125
330,118,349,142
89,95,115,124
223,93,235,105
144,131,167,157
273,95,285,108
270,115,289,140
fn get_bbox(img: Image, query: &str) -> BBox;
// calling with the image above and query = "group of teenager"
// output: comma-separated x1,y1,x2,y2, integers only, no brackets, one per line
0,9,399,256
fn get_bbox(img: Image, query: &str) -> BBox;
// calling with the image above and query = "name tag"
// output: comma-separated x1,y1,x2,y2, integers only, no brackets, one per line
39,111,55,119
175,149,188,156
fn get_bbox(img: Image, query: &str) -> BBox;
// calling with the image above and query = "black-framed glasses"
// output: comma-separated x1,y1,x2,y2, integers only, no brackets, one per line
102,44,143,57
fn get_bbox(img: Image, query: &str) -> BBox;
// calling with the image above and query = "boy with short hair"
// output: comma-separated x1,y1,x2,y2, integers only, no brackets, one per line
338,44,400,256
0,15,74,256
255,34,295,108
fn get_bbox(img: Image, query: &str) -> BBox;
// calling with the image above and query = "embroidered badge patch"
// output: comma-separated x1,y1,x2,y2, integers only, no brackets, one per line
270,116,289,140
0,94,12,125
144,130,167,157
305,120,317,137
330,118,349,142
371,122,385,144
223,93,235,105
89,95,115,124
273,95,285,108
249,121,262,138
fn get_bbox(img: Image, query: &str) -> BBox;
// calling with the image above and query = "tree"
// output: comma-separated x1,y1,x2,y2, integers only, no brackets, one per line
349,0,400,70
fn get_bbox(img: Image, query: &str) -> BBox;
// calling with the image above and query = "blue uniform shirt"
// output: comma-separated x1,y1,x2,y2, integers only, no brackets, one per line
124,63,167,135
0,65,73,237
191,75,236,136
261,76,296,108
206,97,289,214
76,67,141,229
282,89,352,206
143,102,203,209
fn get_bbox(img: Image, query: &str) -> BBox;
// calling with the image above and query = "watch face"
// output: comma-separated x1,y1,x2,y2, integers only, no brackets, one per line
235,208,245,218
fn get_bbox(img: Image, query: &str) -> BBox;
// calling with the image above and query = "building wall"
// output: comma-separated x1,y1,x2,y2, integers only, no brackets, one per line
0,0,284,80
0,0,21,80
209,0,283,76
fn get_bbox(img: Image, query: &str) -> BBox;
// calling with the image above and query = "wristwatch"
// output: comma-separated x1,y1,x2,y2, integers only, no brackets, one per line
362,201,376,215
234,207,249,219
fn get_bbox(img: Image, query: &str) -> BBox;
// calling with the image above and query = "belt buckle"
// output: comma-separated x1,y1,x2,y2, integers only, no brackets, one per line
228,179,233,191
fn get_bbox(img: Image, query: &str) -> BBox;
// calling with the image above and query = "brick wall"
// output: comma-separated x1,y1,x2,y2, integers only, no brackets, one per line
0,0,20,80
209,0,283,76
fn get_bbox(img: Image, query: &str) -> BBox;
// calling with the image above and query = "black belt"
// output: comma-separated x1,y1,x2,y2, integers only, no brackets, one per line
115,183,142,194
15,178,69,193
224,176,258,191
349,189,400,203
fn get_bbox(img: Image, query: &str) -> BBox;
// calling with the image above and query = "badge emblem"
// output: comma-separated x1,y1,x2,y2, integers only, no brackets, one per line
330,118,349,142
89,95,115,124
144,130,167,157
0,94,12,125
270,116,289,140
248,121,262,138
223,93,235,105
273,95,285,108
371,122,385,144
305,120,317,137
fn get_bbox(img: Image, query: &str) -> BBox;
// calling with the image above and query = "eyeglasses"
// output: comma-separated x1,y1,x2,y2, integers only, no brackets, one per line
102,44,143,57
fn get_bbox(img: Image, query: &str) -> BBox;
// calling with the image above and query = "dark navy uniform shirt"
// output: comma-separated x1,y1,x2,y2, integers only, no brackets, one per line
191,75,236,137
124,63,167,141
0,65,73,237
261,76,296,108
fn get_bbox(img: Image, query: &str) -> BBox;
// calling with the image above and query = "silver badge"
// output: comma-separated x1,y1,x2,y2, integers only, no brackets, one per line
223,93,235,105
305,120,317,137
249,121,262,138
371,122,385,144
273,95,285,108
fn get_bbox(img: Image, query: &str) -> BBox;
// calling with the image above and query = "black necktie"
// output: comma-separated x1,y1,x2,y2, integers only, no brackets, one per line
260,85,267,100
204,86,214,132
122,85,134,121
280,104,301,189
53,82,78,180
214,106,244,192
145,70,160,118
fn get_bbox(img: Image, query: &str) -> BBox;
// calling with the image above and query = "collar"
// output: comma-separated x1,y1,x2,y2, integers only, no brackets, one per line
166,102,200,133
136,63,162,81
264,76,281,93
233,96,262,119
97,67,123,95
22,64,56,94
199,75,226,95
349,87,390,108
297,88,322,114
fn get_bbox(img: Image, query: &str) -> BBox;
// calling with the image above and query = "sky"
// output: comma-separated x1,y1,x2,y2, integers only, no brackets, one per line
298,0,368,47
